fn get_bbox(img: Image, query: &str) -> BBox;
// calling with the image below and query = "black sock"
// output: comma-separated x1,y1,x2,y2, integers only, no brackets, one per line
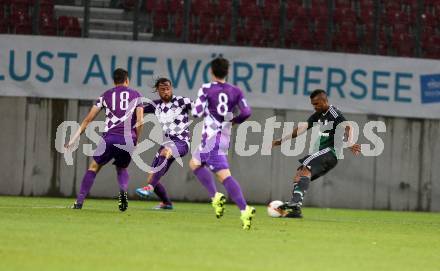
291,176,310,205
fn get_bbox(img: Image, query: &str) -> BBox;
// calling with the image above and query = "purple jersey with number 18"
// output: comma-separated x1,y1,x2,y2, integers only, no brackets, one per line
95,85,143,139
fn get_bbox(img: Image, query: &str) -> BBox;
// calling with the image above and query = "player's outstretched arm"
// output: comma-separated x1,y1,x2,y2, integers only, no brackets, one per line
272,122,308,147
65,105,101,149
344,125,361,155
135,107,144,145
232,97,251,124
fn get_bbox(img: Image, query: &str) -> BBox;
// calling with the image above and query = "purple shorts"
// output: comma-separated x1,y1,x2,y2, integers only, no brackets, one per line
151,139,189,168
192,145,229,172
93,134,136,168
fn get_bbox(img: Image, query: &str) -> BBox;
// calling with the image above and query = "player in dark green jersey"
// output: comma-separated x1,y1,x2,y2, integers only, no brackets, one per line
272,89,361,218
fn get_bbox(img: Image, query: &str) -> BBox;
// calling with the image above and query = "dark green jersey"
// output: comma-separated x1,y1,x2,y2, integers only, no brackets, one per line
307,105,347,151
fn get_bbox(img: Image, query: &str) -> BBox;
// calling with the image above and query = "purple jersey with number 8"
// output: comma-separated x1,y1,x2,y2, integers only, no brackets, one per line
192,81,251,153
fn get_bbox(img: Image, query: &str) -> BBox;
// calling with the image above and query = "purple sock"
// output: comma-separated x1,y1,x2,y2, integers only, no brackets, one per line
150,156,173,187
154,183,172,205
223,176,247,211
76,170,97,204
117,168,129,192
193,166,217,198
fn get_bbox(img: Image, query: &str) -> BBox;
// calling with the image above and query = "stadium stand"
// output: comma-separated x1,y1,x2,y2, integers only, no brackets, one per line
0,0,439,59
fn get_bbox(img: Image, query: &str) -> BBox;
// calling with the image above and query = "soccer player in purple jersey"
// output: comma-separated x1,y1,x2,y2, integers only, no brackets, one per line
135,78,192,210
189,57,256,230
65,68,144,211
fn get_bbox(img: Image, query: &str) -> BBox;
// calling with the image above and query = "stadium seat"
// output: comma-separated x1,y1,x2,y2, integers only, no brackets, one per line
30,0,54,6
310,5,329,20
332,30,356,53
10,2,30,18
359,0,374,11
122,0,136,10
286,5,307,22
58,16,81,37
0,1,7,33
64,27,81,37
153,14,168,32
10,0,31,5
359,8,374,25
173,14,183,38
239,2,260,18
39,2,54,15
145,0,154,13
188,25,199,43
381,1,401,12
39,11,56,35
169,0,183,15
58,15,79,30
422,35,440,59
262,1,279,20
199,15,214,36
217,0,232,17
310,0,327,9
0,0,5,19
420,12,436,28
201,24,217,44
153,0,168,14
235,26,249,46
191,0,213,16
9,3,32,34
392,33,414,57
0,20,7,32
217,20,231,42
377,41,388,55
333,7,356,24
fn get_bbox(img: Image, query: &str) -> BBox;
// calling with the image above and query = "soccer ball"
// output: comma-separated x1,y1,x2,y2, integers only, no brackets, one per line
267,200,286,218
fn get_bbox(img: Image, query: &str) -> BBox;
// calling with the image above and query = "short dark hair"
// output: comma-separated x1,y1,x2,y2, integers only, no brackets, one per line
113,68,129,84
310,89,327,99
154,77,172,90
211,57,229,79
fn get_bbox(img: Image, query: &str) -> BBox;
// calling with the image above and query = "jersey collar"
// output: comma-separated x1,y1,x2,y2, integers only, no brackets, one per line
322,105,334,116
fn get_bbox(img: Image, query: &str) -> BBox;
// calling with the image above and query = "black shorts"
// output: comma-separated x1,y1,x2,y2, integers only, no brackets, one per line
298,147,338,181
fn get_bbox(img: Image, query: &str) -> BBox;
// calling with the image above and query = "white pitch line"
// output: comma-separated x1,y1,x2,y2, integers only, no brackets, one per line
0,206,69,209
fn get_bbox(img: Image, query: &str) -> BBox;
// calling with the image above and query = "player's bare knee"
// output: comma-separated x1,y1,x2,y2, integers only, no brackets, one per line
294,166,311,182
216,169,231,183
300,167,312,178
189,159,200,171
88,160,101,173
160,147,172,159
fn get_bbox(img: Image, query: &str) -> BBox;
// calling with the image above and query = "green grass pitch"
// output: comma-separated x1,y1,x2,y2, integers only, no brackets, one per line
0,196,439,271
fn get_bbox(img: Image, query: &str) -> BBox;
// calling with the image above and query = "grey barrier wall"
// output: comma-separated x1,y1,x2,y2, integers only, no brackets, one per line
0,96,439,211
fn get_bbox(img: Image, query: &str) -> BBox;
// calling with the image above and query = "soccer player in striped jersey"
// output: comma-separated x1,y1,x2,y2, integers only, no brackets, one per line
65,68,144,211
135,78,192,210
189,57,256,230
272,89,361,218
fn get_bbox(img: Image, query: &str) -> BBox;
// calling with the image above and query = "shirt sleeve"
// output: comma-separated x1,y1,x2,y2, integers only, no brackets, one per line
143,101,156,114
183,97,193,112
231,92,252,124
192,87,207,118
94,96,104,109
334,112,347,127
307,114,318,130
